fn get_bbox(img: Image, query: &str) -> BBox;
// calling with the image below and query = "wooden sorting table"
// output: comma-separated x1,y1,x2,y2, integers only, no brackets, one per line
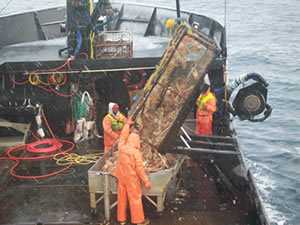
88,155,186,221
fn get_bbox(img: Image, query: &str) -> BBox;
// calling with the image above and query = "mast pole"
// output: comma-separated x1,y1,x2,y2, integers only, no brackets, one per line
176,0,181,21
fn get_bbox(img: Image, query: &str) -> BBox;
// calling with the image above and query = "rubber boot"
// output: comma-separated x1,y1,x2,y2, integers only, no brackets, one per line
137,218,150,225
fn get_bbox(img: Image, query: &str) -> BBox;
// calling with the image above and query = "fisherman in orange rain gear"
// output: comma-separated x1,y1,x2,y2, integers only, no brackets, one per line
165,18,176,35
114,118,151,225
196,75,217,136
102,102,126,153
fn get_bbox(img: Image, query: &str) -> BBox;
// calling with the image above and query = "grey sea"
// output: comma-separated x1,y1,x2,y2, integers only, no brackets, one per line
1,0,299,225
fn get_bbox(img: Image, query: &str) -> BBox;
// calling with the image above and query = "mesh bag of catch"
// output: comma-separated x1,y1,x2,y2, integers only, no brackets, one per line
129,24,217,171
103,24,216,173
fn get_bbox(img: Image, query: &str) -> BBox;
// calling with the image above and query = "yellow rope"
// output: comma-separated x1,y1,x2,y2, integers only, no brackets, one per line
28,73,40,85
54,152,102,166
49,73,65,86
28,73,50,86
89,0,93,14
89,0,94,59
90,32,95,59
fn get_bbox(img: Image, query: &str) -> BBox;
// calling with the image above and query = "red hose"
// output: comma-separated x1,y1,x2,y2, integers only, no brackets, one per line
27,138,63,153
2,139,75,179
38,59,70,73
35,84,75,98
48,73,68,86
6,139,74,160
10,78,28,85
27,58,73,97
0,109,76,180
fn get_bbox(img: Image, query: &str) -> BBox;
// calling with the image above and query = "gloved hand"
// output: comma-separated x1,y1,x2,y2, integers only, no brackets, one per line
126,117,134,126
68,55,75,62
144,181,151,189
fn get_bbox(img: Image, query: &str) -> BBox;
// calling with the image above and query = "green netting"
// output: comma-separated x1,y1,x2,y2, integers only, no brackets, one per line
72,94,89,121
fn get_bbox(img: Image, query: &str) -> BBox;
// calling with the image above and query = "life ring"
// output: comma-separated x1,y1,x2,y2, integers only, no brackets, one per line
122,70,147,91
26,138,63,153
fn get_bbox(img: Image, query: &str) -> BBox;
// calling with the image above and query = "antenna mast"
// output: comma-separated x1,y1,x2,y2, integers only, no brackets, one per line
176,0,181,21
224,0,228,58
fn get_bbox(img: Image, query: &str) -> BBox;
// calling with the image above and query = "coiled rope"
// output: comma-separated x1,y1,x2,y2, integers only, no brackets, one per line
54,152,102,166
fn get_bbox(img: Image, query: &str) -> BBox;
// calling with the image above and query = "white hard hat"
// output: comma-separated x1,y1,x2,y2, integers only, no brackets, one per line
204,74,210,86
108,102,118,114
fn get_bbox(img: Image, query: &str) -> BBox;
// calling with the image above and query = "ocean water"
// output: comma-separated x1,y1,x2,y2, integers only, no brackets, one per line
1,0,299,225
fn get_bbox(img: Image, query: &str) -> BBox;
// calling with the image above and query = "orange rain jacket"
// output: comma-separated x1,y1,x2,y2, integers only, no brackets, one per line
196,89,217,136
102,112,126,153
114,123,151,224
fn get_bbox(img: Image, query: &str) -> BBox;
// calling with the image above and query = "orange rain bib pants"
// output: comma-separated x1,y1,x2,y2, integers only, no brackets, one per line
196,90,217,136
114,124,150,224
102,113,126,153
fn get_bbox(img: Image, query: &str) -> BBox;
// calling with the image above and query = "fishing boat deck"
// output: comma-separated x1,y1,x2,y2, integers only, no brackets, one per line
0,117,254,225
0,155,252,225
